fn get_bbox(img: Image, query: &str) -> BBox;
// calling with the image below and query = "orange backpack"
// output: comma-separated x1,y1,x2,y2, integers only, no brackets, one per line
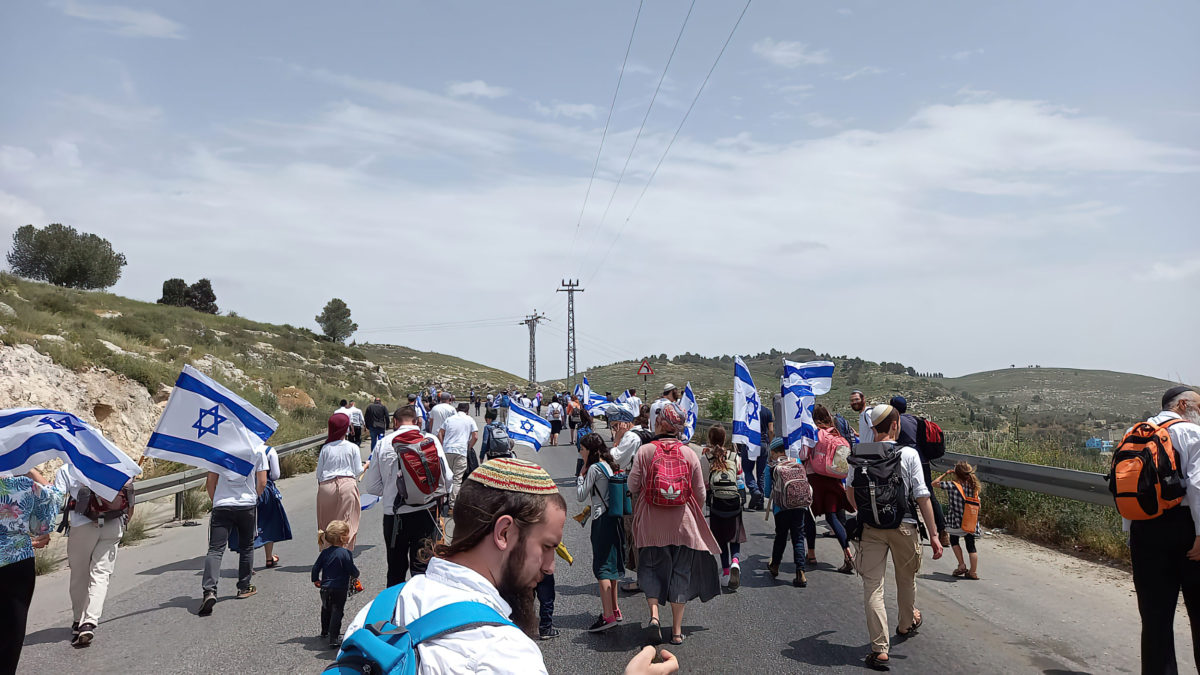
1108,418,1187,520
951,482,980,533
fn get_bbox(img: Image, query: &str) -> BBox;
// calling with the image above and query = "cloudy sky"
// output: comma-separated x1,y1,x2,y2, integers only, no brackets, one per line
2,1,1197,385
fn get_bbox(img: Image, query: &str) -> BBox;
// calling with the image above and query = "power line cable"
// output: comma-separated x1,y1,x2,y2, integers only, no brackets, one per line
572,0,645,239
583,0,754,286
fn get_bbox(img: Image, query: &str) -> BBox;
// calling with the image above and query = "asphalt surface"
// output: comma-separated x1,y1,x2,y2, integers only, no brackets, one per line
19,412,1191,674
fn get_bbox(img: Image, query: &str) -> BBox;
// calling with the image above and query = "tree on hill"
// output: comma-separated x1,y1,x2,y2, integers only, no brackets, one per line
157,277,218,313
6,223,126,289
316,298,357,343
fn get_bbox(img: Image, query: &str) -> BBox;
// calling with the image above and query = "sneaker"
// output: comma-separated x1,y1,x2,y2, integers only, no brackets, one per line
236,585,257,599
720,570,731,587
587,615,618,633
71,622,80,638
198,592,216,616
329,635,342,650
614,608,624,622
729,561,741,590
794,570,808,588
538,627,560,640
73,623,95,647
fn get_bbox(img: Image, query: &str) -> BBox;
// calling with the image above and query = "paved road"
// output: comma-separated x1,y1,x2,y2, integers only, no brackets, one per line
19,413,1192,674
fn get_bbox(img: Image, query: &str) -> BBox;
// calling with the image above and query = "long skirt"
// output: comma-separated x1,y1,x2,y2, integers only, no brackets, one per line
637,545,720,605
229,480,293,552
317,476,361,551
590,515,625,581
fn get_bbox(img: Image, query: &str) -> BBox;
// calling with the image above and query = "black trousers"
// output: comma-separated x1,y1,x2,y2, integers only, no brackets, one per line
0,557,35,675
920,461,947,533
383,509,437,587
1130,507,1200,675
204,505,256,593
771,509,807,569
320,588,349,639
536,573,555,633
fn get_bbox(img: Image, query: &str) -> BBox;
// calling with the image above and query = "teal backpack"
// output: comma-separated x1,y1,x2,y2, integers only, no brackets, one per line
325,583,515,675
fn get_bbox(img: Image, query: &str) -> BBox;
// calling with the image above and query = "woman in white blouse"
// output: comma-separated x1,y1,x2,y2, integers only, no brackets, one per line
316,413,363,550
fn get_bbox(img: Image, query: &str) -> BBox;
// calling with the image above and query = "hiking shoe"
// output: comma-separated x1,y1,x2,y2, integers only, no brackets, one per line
794,570,808,588
236,585,257,599
538,627,560,640
729,561,741,590
198,592,216,616
587,615,618,633
73,623,95,647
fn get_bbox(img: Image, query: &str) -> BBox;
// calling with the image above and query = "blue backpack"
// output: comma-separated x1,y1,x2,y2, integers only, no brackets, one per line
325,583,515,675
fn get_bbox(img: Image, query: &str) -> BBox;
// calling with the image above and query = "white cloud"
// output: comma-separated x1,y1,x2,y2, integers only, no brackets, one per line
55,93,162,127
446,80,511,99
752,38,830,67
533,101,598,120
54,0,183,38
948,49,984,61
838,66,887,81
1140,259,1200,282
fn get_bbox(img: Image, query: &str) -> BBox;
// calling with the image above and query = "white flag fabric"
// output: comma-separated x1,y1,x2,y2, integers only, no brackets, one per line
506,402,551,451
732,357,762,458
681,383,698,442
0,408,141,500
574,376,607,412
616,390,630,405
781,359,835,459
415,395,428,424
145,365,278,478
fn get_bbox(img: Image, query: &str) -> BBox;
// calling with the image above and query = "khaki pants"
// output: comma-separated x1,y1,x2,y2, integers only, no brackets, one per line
856,522,922,654
67,518,123,626
446,453,469,508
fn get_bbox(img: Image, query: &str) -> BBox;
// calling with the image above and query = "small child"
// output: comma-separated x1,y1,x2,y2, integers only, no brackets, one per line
312,520,360,649
935,461,983,580
763,439,808,588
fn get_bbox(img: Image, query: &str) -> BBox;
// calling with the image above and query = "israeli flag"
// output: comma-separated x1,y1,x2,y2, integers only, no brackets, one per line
681,383,698,442
616,390,630,405
506,402,551,451
781,359,835,459
0,408,141,501
732,357,762,458
145,365,278,478
415,395,428,425
575,376,607,412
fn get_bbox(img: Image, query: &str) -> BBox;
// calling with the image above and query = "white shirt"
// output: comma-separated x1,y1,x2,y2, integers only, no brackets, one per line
521,397,532,409
317,439,364,482
213,449,267,508
648,397,670,434
546,402,563,421
348,407,365,427
334,406,353,422
612,427,647,472
440,412,478,455
627,396,643,413
265,445,281,481
1123,411,1200,535
429,403,457,435
858,409,875,443
344,557,547,675
360,425,451,515
54,464,127,529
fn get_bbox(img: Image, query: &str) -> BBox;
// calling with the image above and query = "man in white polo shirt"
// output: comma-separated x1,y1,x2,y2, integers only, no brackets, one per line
428,393,457,436
440,403,479,510
199,446,268,616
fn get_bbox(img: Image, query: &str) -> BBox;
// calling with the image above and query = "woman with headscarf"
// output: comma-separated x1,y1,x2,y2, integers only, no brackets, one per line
628,402,720,647
316,413,363,551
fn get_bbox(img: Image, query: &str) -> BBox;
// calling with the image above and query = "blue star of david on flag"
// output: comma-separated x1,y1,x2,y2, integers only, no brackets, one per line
745,393,760,425
732,356,761,450
520,419,535,434
193,405,227,438
39,415,86,436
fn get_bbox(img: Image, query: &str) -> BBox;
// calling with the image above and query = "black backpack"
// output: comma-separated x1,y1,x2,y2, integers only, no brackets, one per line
848,442,911,530
632,428,653,446
484,423,515,459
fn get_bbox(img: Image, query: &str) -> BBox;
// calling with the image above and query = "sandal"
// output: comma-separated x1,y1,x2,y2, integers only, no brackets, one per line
866,652,890,671
897,610,923,636
669,633,684,646
646,618,661,645
265,556,280,569
951,567,966,577
838,558,855,575
965,571,980,580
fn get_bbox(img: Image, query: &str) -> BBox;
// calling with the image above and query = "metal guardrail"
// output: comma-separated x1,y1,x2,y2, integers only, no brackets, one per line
131,433,325,521
692,417,1113,508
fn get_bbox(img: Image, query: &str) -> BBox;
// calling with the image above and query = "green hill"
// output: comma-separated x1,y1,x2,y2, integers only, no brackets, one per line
946,368,1177,421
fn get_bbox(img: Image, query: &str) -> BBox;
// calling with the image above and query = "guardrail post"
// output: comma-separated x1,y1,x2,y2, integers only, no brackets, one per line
174,491,184,522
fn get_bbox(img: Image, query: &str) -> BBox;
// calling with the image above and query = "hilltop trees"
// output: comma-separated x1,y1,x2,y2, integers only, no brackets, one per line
157,278,219,314
316,298,357,343
6,223,127,289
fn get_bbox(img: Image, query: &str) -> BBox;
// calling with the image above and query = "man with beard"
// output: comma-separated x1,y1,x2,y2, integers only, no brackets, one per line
1125,386,1200,674
850,390,872,443
343,457,680,674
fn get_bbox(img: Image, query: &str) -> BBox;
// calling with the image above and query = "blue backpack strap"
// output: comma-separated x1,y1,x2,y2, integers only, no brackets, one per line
364,583,406,627
404,601,514,645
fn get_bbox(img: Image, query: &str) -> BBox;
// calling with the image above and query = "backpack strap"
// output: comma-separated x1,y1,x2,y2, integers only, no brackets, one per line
405,601,515,645
365,583,407,628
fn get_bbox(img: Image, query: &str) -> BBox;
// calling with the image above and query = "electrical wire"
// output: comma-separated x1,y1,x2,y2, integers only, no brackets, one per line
583,0,754,286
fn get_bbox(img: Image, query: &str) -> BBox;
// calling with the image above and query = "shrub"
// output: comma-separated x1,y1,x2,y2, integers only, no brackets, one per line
119,514,150,546
34,549,59,576
38,293,78,316
705,391,733,421
181,487,212,521
109,315,155,343
278,448,319,479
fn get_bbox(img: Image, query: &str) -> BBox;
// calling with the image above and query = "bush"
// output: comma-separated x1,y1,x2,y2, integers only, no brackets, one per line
7,223,126,290
705,391,733,421
181,487,212,521
119,514,150,546
109,315,155,343
279,448,319,479
34,549,58,576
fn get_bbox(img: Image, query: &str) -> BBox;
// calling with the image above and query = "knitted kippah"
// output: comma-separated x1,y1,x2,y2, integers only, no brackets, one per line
468,458,559,495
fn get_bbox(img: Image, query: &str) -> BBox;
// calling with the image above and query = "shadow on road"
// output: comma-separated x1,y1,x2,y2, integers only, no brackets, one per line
137,554,206,576
22,595,200,647
279,635,340,655
567,623,710,653
783,630,899,669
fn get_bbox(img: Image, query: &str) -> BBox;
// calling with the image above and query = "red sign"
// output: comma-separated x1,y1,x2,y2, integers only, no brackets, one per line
637,360,654,376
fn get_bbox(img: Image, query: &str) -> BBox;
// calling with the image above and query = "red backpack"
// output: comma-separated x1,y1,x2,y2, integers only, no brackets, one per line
392,432,445,509
646,439,692,507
